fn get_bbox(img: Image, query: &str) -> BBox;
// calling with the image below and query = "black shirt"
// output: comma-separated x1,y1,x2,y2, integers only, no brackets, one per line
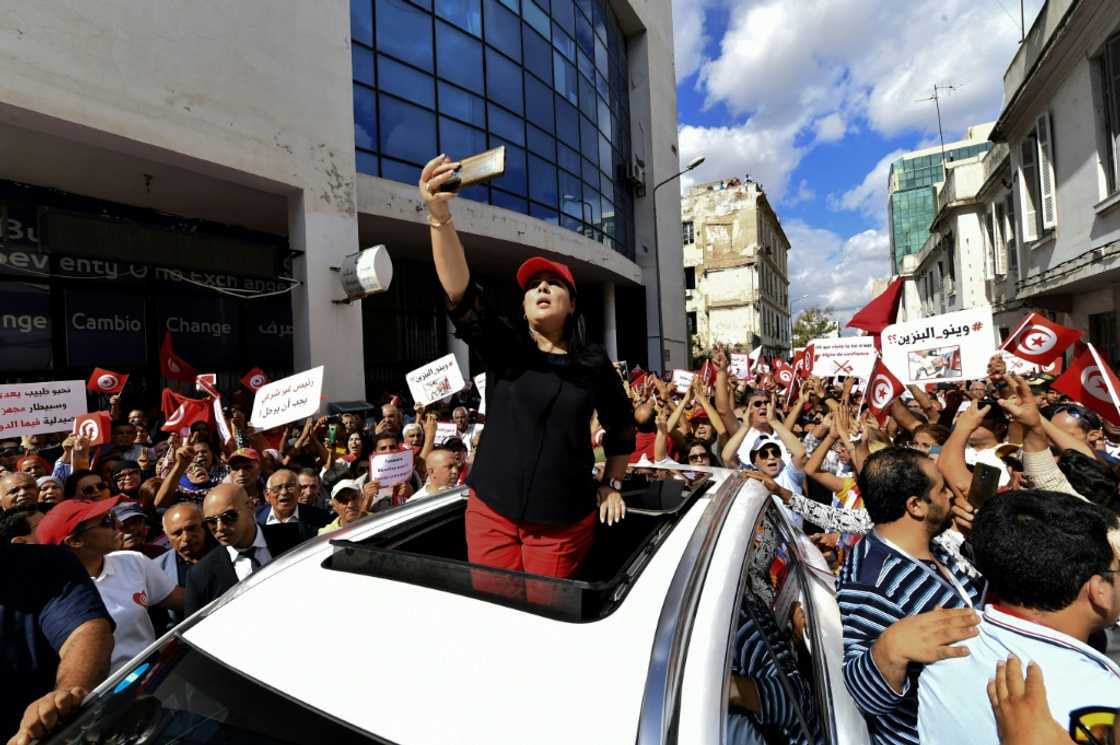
449,282,635,525
0,543,112,737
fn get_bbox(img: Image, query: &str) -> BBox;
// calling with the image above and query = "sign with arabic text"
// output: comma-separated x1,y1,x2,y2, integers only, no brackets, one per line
881,307,996,385
406,354,465,408
248,366,324,430
671,369,695,393
0,380,87,437
369,448,414,488
809,337,877,380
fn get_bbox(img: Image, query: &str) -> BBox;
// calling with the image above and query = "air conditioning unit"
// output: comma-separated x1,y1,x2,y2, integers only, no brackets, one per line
626,156,647,197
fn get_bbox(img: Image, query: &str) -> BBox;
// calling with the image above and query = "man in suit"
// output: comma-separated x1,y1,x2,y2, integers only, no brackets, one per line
185,484,307,616
256,468,332,531
154,503,215,631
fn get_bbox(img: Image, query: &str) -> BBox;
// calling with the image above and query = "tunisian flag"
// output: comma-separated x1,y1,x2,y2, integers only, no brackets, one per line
1051,343,1120,426
160,331,197,381
240,368,269,392
847,276,905,335
160,388,212,433
866,357,905,423
86,368,128,394
772,358,796,393
1000,313,1082,365
73,411,112,447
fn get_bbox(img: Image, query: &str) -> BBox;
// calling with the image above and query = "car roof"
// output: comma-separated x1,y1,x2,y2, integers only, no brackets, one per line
182,473,740,745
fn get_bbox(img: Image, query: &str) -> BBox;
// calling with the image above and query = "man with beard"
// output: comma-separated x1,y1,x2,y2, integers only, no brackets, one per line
837,447,984,745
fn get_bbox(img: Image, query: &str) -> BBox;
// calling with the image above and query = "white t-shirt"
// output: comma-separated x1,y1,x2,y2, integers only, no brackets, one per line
918,605,1120,745
92,551,177,672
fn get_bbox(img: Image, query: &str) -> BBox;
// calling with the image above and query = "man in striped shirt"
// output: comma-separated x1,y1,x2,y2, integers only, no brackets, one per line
837,447,984,745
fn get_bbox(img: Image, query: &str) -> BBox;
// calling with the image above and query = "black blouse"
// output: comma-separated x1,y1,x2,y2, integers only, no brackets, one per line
448,282,635,525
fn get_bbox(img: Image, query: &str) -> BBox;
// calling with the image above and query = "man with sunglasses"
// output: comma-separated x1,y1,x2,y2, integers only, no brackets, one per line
918,490,1120,745
185,483,307,616
38,498,183,673
721,391,793,470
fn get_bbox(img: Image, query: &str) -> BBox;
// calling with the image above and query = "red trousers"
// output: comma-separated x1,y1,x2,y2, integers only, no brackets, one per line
465,493,595,579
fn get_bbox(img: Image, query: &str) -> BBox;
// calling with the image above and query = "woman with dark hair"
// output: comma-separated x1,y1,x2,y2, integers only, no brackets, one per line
63,468,110,501
419,153,635,579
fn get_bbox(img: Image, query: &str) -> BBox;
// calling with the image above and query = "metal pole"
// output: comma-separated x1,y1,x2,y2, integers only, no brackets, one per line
934,85,947,167
1020,0,1025,42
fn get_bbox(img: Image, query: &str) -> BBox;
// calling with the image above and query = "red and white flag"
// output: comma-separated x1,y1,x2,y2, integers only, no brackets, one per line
802,344,815,379
161,398,210,433
73,411,112,446
1051,343,1120,426
86,368,128,394
1001,313,1081,365
160,331,197,382
772,358,796,394
195,373,219,398
865,357,905,423
241,367,269,393
699,360,717,388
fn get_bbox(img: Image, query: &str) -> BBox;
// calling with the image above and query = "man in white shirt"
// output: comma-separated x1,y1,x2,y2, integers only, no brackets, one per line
409,448,460,502
918,489,1120,744
37,497,182,672
256,467,332,530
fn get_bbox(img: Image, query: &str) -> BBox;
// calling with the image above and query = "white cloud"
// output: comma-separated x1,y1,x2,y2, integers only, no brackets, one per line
786,221,892,326
827,148,904,221
814,114,847,144
677,118,804,197
671,0,716,83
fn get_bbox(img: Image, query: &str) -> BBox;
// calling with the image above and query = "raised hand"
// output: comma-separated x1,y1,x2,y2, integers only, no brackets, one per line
419,154,461,218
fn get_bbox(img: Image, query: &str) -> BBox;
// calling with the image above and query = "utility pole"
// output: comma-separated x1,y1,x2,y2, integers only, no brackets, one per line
916,84,958,167
1021,0,1026,43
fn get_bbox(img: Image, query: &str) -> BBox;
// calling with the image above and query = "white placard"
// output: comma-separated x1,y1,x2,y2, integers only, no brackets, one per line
434,421,459,445
248,366,324,430
672,369,695,393
0,380,87,437
369,448,414,488
729,353,751,380
406,354,465,408
810,337,878,379
881,307,996,385
474,372,487,416
998,350,1040,376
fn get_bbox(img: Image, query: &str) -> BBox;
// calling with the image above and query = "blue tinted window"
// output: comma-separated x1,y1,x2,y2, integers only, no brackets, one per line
596,69,608,99
356,150,378,175
559,170,581,217
575,11,594,55
600,168,612,195
459,183,489,203
528,153,558,207
492,189,528,214
594,35,608,75
552,0,574,34
352,0,373,46
598,134,611,173
522,1,549,38
526,124,555,160
498,0,518,11
490,139,527,194
439,116,487,158
574,0,591,20
584,187,601,224
554,53,578,105
579,72,596,119
484,0,521,62
379,94,436,164
557,143,579,174
523,24,551,82
577,49,594,82
379,55,435,108
381,156,422,184
581,155,597,184
555,98,579,150
437,21,484,93
377,0,433,71
354,85,377,150
353,47,374,85
530,202,559,224
524,73,554,132
592,0,606,41
487,104,524,145
580,116,597,162
439,82,486,126
486,48,523,114
435,0,481,35
597,95,610,137
552,23,575,60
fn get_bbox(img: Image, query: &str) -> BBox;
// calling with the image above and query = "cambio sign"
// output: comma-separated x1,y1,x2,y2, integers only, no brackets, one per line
64,291,147,367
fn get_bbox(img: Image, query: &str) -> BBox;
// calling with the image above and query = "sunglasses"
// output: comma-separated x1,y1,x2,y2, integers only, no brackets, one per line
70,514,113,537
115,470,141,480
202,509,240,529
688,452,710,462
754,446,782,459
79,482,108,496
749,400,767,408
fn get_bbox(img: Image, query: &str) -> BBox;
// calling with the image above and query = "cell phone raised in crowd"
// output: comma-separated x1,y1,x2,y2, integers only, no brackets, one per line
437,146,506,193
966,462,1002,511
327,424,338,446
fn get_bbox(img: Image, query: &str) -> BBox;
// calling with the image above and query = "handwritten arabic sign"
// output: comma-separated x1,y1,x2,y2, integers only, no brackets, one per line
248,366,323,430
809,337,877,380
729,353,751,380
434,421,459,445
0,380,87,437
369,448,414,488
406,354,465,408
672,369,695,393
881,307,996,385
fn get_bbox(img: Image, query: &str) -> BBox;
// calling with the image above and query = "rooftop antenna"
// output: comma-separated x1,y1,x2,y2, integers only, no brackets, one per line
915,83,958,166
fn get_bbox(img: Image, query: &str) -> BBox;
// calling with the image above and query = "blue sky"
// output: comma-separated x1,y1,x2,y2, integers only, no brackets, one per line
672,0,1045,325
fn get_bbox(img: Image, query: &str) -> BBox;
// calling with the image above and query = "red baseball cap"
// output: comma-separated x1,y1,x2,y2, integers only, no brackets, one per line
228,448,260,464
37,496,121,546
516,257,577,293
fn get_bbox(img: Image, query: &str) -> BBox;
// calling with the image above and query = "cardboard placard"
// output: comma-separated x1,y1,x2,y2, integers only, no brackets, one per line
369,448,414,488
0,380,87,437
434,421,459,445
881,307,996,385
810,337,878,380
474,372,487,416
406,354,465,408
672,369,695,394
248,366,324,430
729,353,751,380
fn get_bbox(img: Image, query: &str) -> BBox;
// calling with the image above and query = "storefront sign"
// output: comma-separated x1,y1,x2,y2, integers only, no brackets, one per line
64,290,147,367
0,283,52,370
0,380,87,436
157,291,240,367
881,307,996,385
244,294,294,369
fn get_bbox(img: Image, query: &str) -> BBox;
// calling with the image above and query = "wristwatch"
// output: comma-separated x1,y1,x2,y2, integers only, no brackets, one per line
606,478,623,491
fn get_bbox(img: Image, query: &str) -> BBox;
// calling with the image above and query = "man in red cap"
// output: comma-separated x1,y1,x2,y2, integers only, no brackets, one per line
39,498,184,673
227,448,264,506
16,454,50,479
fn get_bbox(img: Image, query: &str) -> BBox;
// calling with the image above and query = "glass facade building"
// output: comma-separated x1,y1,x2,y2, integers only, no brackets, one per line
888,142,991,273
350,0,634,259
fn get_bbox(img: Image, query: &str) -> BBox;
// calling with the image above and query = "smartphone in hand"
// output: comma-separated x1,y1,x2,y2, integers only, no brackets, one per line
966,462,1002,510
437,147,506,192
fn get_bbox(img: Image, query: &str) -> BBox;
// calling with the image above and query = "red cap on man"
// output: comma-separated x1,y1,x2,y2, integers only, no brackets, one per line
516,257,577,294
228,448,261,465
37,497,121,546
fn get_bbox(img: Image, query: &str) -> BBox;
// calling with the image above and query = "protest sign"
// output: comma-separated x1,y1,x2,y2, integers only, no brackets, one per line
434,421,458,445
474,372,487,416
407,354,465,408
672,369,695,393
0,380,87,437
249,367,324,430
370,448,415,488
810,337,878,379
729,353,751,380
881,307,996,385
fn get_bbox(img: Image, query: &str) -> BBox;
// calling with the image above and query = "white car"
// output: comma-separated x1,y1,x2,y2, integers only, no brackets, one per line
46,468,869,745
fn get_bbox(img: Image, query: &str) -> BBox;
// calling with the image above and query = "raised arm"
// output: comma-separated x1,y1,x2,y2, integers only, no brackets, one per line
766,398,806,467
937,402,991,498
711,346,740,435
420,154,470,305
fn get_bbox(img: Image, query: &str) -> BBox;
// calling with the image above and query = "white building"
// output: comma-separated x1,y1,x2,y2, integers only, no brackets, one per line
0,0,685,402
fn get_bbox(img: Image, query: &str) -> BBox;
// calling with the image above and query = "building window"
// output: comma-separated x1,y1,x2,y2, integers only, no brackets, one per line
682,220,694,244
1016,113,1058,243
684,266,696,290
686,311,697,335
1098,34,1120,195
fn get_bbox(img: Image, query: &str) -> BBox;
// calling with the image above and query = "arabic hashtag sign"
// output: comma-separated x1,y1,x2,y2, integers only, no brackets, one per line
0,380,89,437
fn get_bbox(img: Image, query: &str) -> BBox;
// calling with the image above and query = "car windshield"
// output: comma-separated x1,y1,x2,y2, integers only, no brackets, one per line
44,635,391,745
